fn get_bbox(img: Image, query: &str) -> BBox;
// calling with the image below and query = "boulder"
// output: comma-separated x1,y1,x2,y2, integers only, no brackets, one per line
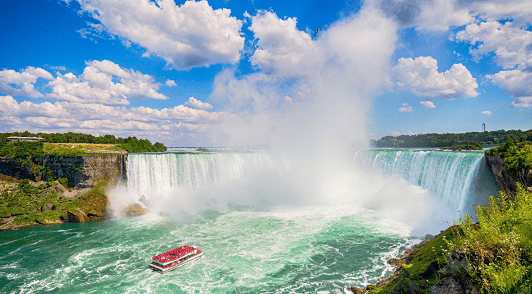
122,203,150,216
432,275,478,294
350,286,365,294
138,195,150,207
41,203,54,212
67,209,90,223
87,210,102,218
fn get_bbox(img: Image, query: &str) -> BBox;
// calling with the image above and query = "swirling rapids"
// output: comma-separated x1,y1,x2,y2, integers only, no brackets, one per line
0,206,411,293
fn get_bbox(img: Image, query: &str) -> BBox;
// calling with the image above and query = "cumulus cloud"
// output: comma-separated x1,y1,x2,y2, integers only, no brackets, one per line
373,0,532,31
0,95,232,146
165,79,177,87
481,111,492,116
399,103,413,112
392,56,478,99
487,67,532,108
185,97,213,110
248,10,323,78
75,0,244,70
46,60,167,105
455,20,532,69
420,100,435,109
0,61,169,106
0,67,54,98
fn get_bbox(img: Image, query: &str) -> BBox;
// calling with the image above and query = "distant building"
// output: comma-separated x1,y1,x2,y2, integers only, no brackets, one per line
7,137,45,143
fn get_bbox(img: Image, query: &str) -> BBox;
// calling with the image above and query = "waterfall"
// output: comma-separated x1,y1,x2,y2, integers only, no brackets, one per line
124,149,499,224
126,151,285,198
356,149,499,219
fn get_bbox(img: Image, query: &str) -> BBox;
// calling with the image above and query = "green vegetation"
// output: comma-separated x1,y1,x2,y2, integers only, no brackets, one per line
441,142,483,151
0,132,166,180
486,139,532,180
0,179,107,227
109,136,167,153
0,131,167,153
196,146,212,152
446,184,532,293
373,129,532,148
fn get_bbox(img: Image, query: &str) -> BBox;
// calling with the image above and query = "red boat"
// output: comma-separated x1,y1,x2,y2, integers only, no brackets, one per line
149,245,203,273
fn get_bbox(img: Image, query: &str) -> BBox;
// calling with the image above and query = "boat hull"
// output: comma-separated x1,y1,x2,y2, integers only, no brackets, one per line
149,252,203,274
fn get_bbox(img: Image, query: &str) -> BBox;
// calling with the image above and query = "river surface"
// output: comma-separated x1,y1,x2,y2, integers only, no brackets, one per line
0,149,498,293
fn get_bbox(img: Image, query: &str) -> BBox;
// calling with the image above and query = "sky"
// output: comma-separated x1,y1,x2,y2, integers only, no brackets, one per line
0,0,531,146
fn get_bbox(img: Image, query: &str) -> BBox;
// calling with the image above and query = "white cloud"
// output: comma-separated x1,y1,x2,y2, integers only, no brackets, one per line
455,20,532,69
392,130,417,136
392,56,478,99
50,66,67,71
0,95,233,146
184,97,213,110
165,79,177,87
420,100,435,109
374,0,532,31
415,0,474,31
0,61,169,106
46,60,167,105
481,111,492,116
399,103,413,112
75,0,244,70
0,67,54,98
487,68,532,108
248,10,323,78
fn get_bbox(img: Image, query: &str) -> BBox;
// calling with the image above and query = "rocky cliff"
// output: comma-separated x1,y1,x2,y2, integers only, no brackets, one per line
0,154,127,188
485,152,532,199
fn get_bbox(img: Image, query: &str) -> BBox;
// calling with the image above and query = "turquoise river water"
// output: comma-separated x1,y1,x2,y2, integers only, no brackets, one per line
0,149,498,293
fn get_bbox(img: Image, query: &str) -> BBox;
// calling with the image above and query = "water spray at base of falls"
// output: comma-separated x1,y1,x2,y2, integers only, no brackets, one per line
110,149,498,235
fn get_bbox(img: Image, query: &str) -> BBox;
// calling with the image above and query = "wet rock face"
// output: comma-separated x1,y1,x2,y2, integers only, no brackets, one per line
485,153,517,198
431,275,478,294
485,152,532,199
67,210,90,223
0,155,128,189
122,203,150,216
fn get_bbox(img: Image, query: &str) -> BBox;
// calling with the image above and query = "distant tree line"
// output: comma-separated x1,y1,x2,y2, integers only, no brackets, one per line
372,129,532,149
0,131,167,153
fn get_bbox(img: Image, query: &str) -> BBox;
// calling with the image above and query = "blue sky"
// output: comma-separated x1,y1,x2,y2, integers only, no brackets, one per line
0,0,531,146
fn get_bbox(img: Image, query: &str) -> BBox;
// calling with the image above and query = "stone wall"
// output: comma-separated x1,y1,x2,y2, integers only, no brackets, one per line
0,155,127,188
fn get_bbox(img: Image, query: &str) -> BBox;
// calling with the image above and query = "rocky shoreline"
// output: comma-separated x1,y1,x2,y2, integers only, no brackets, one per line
0,173,148,231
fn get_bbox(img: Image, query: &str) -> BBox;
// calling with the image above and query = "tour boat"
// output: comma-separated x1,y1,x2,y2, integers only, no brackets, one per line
149,245,203,273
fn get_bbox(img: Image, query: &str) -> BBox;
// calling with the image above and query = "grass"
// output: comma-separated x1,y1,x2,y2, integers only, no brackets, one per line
43,143,125,156
447,184,532,293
